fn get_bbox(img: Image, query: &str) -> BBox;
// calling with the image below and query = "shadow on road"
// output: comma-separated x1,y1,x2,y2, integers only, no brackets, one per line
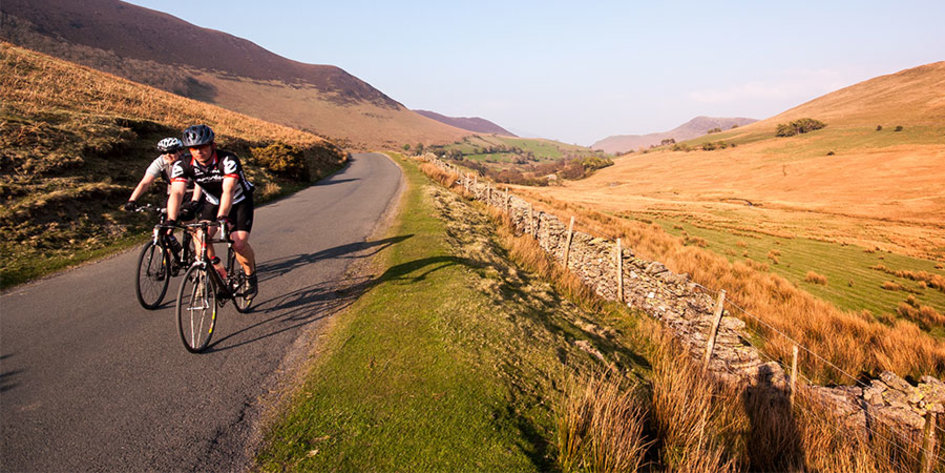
0,354,22,393
254,234,414,283
205,235,478,352
316,178,359,186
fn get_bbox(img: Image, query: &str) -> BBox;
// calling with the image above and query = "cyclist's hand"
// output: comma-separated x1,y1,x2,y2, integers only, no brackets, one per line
165,219,177,230
124,200,137,212
216,216,230,230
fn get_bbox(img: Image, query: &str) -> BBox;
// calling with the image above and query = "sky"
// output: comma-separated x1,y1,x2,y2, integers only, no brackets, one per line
124,0,945,146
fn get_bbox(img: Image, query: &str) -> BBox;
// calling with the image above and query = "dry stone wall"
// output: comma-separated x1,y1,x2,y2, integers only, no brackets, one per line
431,157,942,442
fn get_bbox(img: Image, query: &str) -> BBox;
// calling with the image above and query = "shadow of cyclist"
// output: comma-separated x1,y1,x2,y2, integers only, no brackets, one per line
207,250,476,352
253,234,414,283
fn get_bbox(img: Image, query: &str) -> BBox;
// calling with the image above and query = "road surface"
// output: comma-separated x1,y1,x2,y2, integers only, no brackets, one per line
1,153,403,472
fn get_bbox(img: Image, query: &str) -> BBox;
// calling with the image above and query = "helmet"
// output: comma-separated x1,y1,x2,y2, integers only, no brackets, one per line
181,124,215,147
157,137,183,153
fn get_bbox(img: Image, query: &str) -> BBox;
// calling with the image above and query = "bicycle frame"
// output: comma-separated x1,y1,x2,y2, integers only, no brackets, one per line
186,221,232,299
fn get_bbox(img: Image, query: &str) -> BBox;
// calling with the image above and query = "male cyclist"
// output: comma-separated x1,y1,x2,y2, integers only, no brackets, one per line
166,124,258,297
125,137,203,253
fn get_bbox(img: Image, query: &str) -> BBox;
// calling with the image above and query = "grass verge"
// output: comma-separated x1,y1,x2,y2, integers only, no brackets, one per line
254,155,653,471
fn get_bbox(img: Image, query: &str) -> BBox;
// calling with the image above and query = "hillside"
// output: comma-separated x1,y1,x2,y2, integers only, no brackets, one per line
0,0,468,149
592,116,757,153
515,60,945,333
0,42,347,287
414,110,517,136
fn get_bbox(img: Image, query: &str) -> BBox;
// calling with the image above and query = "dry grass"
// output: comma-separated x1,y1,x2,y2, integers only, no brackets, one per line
555,372,649,473
805,271,828,286
497,192,945,383
419,162,941,471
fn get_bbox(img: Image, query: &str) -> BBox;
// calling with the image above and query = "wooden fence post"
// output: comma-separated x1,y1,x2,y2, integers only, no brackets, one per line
702,290,727,370
505,188,510,214
790,345,799,407
921,411,938,473
616,238,624,302
527,204,533,236
564,216,575,268
535,212,542,238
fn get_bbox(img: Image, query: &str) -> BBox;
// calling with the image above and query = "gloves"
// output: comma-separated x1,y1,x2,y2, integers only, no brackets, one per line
180,200,200,213
164,219,177,235
124,200,137,211
216,216,230,229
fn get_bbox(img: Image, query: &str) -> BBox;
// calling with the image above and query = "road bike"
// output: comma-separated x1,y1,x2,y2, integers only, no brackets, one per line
175,221,254,353
134,205,195,310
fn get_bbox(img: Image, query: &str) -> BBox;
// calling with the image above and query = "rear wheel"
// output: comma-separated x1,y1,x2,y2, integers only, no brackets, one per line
135,241,171,310
176,265,217,353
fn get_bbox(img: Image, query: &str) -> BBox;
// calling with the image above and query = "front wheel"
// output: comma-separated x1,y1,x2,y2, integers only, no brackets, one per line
135,241,171,310
176,265,217,353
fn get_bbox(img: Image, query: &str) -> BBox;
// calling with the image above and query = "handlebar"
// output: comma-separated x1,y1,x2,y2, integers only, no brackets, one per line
182,221,231,243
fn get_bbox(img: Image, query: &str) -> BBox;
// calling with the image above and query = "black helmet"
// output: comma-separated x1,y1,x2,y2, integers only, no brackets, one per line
181,124,215,147
156,137,183,153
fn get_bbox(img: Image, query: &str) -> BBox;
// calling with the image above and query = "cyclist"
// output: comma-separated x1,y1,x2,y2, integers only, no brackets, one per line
166,124,258,297
125,137,203,251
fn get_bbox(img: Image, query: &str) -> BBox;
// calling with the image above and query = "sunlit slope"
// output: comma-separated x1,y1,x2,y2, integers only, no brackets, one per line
528,62,945,259
1,0,468,149
0,42,347,285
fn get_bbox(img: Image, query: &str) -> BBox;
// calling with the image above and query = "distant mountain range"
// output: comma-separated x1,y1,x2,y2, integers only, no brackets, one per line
0,0,467,148
413,110,516,136
592,116,758,154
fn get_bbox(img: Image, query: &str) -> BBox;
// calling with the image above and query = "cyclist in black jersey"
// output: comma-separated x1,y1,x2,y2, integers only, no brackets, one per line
166,124,258,297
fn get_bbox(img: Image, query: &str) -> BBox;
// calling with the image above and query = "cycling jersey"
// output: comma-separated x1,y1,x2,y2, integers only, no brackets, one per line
145,154,196,195
170,150,254,206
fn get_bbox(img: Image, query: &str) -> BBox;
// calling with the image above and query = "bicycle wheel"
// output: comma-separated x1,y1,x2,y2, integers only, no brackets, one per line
176,265,217,353
228,249,253,313
135,241,171,310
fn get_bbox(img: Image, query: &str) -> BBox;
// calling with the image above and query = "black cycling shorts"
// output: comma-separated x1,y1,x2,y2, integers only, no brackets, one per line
200,194,254,233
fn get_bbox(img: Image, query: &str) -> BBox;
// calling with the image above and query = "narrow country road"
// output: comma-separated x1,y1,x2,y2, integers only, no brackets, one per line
1,153,403,472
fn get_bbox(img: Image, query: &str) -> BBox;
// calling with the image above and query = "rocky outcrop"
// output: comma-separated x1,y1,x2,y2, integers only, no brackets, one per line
431,157,942,440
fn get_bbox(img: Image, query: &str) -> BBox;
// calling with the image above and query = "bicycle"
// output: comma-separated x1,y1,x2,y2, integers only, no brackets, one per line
175,221,254,353
134,205,195,310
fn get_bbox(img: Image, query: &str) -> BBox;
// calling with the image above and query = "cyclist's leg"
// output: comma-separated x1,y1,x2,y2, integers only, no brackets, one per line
229,197,256,294
197,200,220,264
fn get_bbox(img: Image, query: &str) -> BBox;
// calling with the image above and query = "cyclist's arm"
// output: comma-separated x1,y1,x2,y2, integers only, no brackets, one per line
191,184,203,202
217,176,237,219
167,180,187,221
128,173,157,202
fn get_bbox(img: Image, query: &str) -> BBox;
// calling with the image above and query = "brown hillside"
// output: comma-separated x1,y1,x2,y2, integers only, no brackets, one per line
592,116,757,154
0,42,346,286
0,0,468,148
526,61,945,259
414,110,517,136
738,61,945,133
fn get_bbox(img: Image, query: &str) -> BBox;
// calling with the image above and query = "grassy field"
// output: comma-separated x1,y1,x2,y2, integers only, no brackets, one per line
0,42,348,288
641,214,945,333
254,155,652,472
256,155,933,472
432,134,605,164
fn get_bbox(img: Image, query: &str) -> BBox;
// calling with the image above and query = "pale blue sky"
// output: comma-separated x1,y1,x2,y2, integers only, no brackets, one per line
126,0,944,145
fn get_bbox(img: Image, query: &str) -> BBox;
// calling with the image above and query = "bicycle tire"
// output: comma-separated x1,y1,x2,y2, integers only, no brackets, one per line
135,241,171,310
176,265,217,353
228,248,253,313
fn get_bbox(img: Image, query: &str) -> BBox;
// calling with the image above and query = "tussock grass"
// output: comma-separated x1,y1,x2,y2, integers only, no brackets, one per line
503,195,945,383
805,271,828,286
415,159,943,471
555,372,649,473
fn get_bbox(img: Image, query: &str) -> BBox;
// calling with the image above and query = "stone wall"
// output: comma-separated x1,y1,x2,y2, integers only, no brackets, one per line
430,158,942,445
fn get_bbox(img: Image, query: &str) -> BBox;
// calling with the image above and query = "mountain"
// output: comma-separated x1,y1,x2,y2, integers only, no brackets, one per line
414,110,517,136
0,0,468,148
592,116,757,154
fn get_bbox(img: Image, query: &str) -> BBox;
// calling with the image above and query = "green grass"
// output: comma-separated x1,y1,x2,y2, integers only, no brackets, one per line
255,156,651,471
645,215,945,334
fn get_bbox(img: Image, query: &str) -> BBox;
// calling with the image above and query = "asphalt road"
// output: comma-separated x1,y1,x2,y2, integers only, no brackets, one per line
1,153,403,472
